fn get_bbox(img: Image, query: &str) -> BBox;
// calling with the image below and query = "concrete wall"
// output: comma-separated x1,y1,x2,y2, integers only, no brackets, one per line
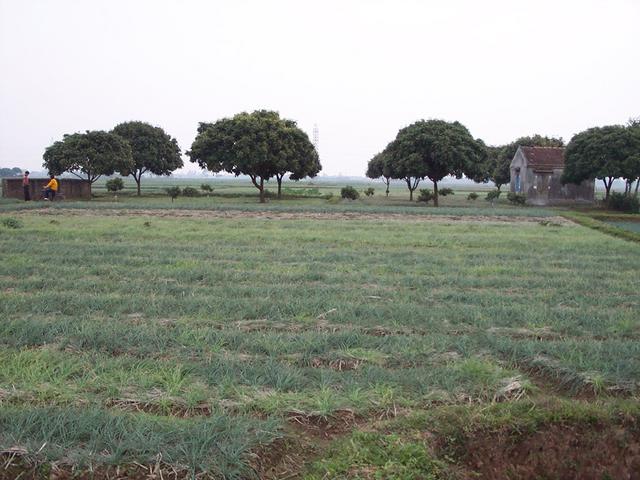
1,178,92,200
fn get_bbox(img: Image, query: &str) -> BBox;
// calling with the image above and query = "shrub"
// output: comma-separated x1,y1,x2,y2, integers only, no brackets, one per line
341,186,360,200
105,178,124,193
608,192,640,213
485,190,501,202
166,186,181,202
467,192,479,201
507,192,526,205
0,217,23,229
182,186,201,197
200,184,213,193
364,187,375,197
439,188,454,196
417,189,435,204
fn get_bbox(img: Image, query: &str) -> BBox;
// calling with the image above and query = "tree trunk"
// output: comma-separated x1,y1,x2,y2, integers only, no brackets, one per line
135,175,141,196
433,181,439,207
603,178,612,201
259,177,265,203
385,178,390,197
277,175,283,198
635,178,640,197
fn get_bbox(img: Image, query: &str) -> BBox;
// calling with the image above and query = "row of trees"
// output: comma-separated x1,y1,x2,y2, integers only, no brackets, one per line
43,122,182,196
367,119,639,205
42,111,320,201
366,120,487,206
562,121,640,200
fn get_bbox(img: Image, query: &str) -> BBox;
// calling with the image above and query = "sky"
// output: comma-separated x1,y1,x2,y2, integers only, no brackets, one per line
1,0,639,176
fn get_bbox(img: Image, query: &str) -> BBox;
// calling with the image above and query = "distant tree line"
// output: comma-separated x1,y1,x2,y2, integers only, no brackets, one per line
42,111,320,201
366,118,640,206
0,167,23,177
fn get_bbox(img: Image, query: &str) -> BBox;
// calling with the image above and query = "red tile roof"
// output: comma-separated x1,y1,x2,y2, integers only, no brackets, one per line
521,146,565,172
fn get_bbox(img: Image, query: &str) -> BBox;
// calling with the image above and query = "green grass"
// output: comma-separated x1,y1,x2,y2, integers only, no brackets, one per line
1,208,639,477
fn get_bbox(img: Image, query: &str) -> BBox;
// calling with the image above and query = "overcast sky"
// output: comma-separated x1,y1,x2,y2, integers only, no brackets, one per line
1,0,638,176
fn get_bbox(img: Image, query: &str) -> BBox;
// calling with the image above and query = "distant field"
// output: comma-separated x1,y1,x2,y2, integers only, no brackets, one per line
1,203,639,478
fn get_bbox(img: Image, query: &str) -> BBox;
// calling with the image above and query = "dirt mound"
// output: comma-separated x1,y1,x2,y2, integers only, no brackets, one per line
462,421,640,480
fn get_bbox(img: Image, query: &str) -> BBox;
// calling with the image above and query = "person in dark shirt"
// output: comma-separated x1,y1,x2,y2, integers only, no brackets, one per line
22,171,31,201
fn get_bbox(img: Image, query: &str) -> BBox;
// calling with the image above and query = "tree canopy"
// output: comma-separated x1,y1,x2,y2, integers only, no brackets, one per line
562,125,640,200
43,131,133,184
188,110,320,202
366,150,393,196
112,121,183,195
0,167,22,177
386,120,486,205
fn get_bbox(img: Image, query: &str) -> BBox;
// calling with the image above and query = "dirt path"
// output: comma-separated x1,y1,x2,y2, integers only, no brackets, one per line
17,208,573,225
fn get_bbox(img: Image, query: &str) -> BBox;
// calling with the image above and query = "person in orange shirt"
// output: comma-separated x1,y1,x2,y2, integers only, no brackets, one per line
43,174,58,201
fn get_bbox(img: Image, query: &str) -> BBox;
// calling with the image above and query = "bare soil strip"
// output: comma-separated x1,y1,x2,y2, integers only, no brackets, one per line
17,207,573,225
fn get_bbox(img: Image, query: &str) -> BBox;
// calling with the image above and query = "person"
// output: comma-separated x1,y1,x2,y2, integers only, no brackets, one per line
43,174,58,201
22,170,31,201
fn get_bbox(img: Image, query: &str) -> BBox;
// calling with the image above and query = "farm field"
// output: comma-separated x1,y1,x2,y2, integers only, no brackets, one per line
1,202,639,479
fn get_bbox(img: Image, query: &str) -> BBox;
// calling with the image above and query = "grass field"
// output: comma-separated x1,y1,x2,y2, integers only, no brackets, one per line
1,198,639,478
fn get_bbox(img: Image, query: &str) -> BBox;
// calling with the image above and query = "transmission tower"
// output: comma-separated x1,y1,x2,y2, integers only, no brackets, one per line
312,124,319,157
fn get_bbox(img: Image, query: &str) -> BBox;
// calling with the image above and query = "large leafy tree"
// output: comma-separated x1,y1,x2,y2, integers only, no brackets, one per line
366,149,393,196
188,110,319,202
112,121,183,196
625,119,640,196
387,120,486,205
43,131,133,184
274,118,321,198
562,125,640,201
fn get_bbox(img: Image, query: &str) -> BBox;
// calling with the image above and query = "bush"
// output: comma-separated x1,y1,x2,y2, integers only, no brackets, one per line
105,178,124,193
200,184,213,193
439,188,454,196
166,186,181,202
467,192,479,201
485,190,501,202
182,187,201,197
364,187,375,197
341,186,360,200
417,189,435,204
0,217,23,229
507,192,526,205
608,192,640,213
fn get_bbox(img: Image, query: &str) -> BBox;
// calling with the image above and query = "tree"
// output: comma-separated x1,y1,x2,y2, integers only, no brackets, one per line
562,125,640,201
387,120,486,205
112,121,183,196
188,110,320,203
0,167,22,177
105,177,124,193
366,150,392,196
166,186,181,202
276,119,321,198
43,131,133,184
625,119,640,197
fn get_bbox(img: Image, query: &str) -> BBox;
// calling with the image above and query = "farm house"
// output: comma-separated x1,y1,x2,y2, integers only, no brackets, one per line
509,146,594,205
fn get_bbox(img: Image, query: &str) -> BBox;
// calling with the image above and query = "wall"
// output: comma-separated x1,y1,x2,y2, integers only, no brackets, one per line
1,178,92,200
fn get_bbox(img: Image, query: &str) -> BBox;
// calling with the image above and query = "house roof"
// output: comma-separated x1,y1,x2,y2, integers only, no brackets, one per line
520,146,565,172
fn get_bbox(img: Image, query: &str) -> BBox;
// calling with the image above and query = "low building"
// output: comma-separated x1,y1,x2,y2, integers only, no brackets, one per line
1,177,92,200
509,146,594,205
